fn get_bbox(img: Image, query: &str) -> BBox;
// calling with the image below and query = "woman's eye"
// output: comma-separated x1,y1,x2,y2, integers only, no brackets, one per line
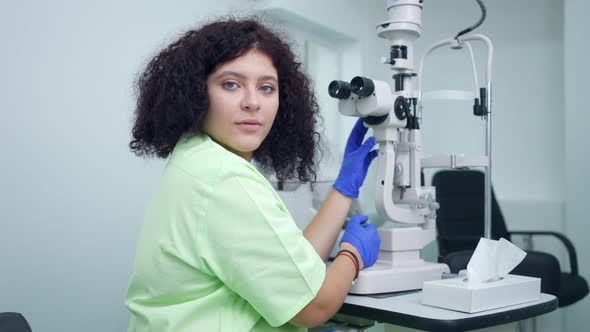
222,82,238,89
260,85,274,93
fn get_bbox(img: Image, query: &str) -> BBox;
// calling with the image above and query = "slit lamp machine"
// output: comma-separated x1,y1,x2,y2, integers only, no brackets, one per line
328,0,494,294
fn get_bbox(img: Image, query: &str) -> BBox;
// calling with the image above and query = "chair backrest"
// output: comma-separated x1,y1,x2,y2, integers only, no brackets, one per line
431,169,509,257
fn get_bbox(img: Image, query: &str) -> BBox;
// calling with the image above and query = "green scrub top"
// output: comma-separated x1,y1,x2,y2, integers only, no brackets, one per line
125,133,326,331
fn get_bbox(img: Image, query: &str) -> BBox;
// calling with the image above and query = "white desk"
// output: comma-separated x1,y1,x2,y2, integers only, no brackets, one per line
334,291,557,331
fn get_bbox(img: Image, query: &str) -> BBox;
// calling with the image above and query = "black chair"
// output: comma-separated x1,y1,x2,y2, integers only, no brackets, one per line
0,312,32,332
432,169,589,307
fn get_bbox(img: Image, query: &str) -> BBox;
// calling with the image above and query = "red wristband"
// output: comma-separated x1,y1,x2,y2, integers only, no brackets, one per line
337,251,359,280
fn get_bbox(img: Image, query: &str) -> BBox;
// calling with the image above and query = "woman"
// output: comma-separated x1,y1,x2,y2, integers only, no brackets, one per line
126,17,381,331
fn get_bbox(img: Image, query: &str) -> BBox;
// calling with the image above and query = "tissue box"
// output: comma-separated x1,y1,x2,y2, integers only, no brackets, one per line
422,274,541,313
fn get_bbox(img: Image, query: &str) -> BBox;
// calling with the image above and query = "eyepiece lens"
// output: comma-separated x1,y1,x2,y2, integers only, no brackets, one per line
350,76,375,97
328,80,351,99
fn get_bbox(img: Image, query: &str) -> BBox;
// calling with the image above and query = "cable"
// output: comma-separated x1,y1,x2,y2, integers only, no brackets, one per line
455,0,487,39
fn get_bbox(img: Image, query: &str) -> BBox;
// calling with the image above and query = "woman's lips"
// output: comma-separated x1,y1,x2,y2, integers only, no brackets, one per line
236,122,261,132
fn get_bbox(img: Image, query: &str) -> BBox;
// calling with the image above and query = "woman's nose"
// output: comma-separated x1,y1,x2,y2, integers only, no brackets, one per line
241,87,261,111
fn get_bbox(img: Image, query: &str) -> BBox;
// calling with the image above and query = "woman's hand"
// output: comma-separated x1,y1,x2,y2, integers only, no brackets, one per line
291,214,381,328
340,215,381,269
333,118,378,198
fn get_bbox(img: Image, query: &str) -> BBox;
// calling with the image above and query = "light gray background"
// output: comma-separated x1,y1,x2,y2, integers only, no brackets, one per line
1,0,587,331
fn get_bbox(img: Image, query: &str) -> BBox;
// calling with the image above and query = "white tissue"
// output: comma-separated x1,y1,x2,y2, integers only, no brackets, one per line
467,238,527,283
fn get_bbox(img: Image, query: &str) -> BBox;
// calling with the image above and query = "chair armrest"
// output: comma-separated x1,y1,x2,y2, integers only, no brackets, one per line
440,250,473,273
508,230,579,275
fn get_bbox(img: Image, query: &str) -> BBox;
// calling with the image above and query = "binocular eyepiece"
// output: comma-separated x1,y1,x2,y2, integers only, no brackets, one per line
328,80,351,99
350,76,375,97
328,76,375,99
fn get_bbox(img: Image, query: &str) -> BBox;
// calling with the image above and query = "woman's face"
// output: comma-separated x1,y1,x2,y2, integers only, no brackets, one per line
204,49,279,161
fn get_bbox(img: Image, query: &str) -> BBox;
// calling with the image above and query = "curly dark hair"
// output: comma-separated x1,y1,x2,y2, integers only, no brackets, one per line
129,17,321,183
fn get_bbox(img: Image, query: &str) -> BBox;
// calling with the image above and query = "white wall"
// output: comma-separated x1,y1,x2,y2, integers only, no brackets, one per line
1,0,586,331
564,0,590,330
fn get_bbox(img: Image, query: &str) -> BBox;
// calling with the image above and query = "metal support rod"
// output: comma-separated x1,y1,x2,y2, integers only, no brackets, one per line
484,82,492,239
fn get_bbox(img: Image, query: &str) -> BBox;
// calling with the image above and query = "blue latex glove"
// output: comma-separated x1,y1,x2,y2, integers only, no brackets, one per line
340,215,381,269
333,118,378,198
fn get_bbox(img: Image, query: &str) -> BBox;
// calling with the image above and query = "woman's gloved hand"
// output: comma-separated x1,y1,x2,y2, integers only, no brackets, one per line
333,118,378,198
340,215,381,269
